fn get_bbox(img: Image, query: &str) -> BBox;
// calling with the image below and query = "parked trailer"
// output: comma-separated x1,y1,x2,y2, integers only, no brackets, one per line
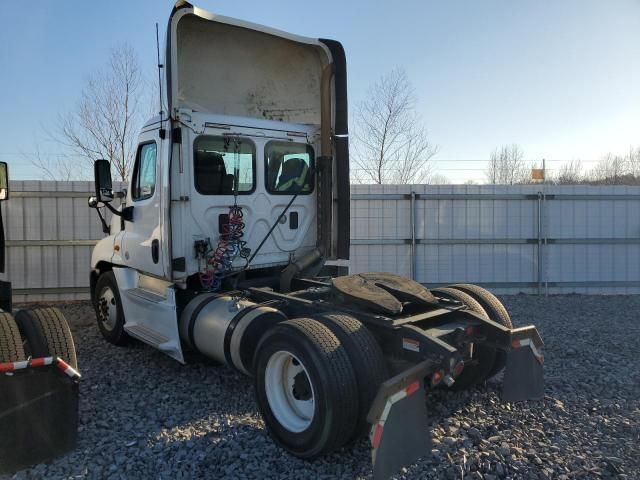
0,163,80,473
87,3,544,478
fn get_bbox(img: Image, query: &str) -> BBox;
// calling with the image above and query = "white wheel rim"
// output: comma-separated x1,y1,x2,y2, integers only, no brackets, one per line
97,287,118,331
264,350,315,433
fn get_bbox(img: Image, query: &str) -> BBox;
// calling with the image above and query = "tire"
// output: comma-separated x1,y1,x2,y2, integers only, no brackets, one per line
0,312,26,362
94,271,130,346
449,284,513,378
431,287,495,389
254,318,359,458
14,307,78,369
314,312,388,439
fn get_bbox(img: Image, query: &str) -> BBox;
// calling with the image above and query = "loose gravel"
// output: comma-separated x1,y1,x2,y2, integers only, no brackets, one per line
3,295,640,479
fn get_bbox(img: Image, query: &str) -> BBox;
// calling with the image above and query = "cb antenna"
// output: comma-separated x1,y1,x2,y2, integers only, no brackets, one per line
155,23,165,137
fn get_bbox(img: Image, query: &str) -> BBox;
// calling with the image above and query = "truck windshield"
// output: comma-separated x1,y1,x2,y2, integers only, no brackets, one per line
265,141,314,194
194,136,255,195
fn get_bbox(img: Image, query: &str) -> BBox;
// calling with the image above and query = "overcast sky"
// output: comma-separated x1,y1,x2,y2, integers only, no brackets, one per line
1,0,639,182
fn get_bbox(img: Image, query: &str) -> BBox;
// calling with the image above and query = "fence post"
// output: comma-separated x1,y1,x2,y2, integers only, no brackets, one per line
543,191,548,296
410,191,416,280
537,191,543,295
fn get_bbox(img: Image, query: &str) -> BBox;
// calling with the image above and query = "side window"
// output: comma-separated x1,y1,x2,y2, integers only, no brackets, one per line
265,141,314,194
194,136,255,195
132,143,157,201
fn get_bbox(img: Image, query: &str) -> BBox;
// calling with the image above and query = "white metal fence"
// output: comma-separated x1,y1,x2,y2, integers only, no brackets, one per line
350,184,640,294
2,181,639,302
1,181,123,303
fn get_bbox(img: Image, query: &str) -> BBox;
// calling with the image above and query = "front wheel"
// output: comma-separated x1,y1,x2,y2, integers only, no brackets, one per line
254,318,359,459
94,271,130,345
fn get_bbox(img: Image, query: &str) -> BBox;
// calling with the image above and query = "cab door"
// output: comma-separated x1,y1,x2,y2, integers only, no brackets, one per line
121,133,165,277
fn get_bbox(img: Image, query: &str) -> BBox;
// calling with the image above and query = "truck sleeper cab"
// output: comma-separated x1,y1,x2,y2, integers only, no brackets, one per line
88,3,544,478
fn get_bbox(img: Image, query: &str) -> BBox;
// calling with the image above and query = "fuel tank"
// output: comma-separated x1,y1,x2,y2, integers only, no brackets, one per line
179,294,286,375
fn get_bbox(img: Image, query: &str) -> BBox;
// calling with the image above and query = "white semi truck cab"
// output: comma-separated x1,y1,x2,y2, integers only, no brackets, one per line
88,3,544,477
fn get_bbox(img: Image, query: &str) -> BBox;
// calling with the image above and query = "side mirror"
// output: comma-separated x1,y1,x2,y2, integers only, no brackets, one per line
0,162,8,201
94,159,114,203
88,196,99,209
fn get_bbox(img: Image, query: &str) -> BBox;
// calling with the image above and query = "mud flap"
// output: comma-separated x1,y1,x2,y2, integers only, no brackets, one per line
368,362,431,480
0,358,80,473
0,280,11,313
502,339,544,402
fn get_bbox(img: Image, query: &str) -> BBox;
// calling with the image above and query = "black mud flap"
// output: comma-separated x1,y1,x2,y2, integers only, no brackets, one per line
0,360,79,473
0,280,11,313
502,338,544,402
368,361,431,480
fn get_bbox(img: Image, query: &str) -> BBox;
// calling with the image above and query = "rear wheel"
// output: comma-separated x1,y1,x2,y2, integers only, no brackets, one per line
254,318,359,458
0,312,26,362
94,271,130,346
314,312,388,439
449,284,512,378
432,287,495,389
15,307,77,369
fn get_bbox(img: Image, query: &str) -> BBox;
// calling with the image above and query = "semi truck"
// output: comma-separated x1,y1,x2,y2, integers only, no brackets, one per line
88,2,544,478
0,162,80,472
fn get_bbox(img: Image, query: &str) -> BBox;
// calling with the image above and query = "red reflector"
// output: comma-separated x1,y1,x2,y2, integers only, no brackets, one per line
453,361,465,377
371,423,384,449
512,339,522,348
405,381,420,396
431,370,444,386
57,358,71,372
0,362,14,373
31,357,46,367
464,326,475,335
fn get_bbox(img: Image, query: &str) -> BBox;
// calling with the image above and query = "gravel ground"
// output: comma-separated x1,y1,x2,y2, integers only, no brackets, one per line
3,295,640,479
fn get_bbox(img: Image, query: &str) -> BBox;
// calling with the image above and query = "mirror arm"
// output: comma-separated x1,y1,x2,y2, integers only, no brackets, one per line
95,208,110,234
103,203,134,222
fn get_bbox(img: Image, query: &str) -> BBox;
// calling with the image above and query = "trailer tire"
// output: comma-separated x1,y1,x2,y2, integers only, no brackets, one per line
0,312,26,363
431,287,495,389
94,271,130,346
314,312,388,440
254,318,359,458
449,284,512,378
14,307,77,369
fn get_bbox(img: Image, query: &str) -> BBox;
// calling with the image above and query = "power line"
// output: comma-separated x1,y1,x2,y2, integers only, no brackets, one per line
0,152,86,157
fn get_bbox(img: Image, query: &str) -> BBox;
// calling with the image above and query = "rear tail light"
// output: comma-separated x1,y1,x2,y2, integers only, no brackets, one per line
431,369,444,386
452,360,465,377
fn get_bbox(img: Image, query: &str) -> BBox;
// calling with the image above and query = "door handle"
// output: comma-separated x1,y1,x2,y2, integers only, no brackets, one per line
152,239,159,264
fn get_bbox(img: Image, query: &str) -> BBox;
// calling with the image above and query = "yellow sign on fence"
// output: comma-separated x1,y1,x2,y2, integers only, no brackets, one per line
531,168,545,180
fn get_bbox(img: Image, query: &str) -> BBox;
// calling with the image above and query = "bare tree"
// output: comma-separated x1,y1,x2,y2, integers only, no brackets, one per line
589,153,629,185
22,138,80,181
485,144,528,184
28,151,76,182
426,173,451,185
56,44,144,181
624,146,640,179
351,68,438,184
553,159,584,184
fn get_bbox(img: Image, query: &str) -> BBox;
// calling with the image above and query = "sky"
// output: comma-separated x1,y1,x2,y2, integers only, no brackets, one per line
1,0,639,182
